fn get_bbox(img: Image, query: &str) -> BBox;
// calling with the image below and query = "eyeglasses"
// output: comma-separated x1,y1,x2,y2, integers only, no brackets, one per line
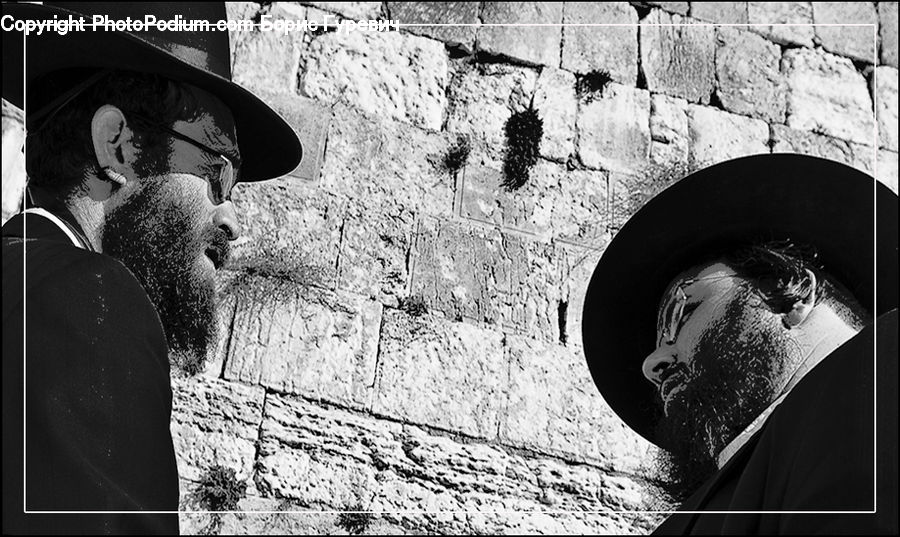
126,111,240,205
656,274,739,348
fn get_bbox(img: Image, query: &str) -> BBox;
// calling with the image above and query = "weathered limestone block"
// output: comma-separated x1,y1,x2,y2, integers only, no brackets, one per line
812,2,878,63
783,48,876,146
336,203,417,302
255,393,659,532
230,185,343,289
304,2,383,20
303,31,448,130
640,9,715,103
231,4,307,94
224,280,381,410
533,67,577,161
687,104,769,165
371,310,506,438
446,62,539,161
649,93,690,166
770,124,875,176
170,376,265,482
478,2,563,67
691,2,748,24
877,150,899,193
747,2,814,47
577,82,651,174
561,2,638,85
1,99,24,224
389,2,479,53
874,66,899,151
501,336,654,472
409,218,566,342
715,27,786,123
559,244,604,351
320,103,455,217
608,161,706,230
195,286,238,379
881,2,899,67
457,159,609,246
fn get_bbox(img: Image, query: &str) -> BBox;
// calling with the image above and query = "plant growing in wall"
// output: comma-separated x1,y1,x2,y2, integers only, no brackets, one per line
576,69,613,104
192,465,248,535
502,102,543,191
336,505,375,535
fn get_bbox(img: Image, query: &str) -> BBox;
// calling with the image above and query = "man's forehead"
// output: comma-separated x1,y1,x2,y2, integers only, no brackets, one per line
660,261,736,301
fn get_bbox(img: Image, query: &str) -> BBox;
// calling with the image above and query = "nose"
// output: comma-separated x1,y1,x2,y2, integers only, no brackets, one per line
213,201,242,240
642,346,677,386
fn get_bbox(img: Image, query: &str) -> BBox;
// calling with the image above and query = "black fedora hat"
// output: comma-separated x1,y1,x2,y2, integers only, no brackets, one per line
2,2,302,182
582,154,898,446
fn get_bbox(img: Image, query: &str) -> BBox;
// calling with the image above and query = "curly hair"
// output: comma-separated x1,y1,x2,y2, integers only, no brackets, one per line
723,240,870,330
25,68,201,193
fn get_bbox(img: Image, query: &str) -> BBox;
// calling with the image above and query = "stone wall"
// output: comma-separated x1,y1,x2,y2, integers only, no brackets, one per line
2,2,897,535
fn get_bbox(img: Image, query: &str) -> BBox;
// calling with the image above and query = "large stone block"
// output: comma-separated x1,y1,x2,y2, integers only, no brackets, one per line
747,2,814,47
691,2,748,24
649,94,690,166
457,159,609,247
336,203,417,302
770,124,875,176
170,376,265,482
1,99,24,224
254,393,658,533
389,2,479,53
446,62,539,161
874,66,899,151
304,2,383,20
501,336,654,472
687,105,769,166
320,103,455,217
559,244,604,351
223,280,381,410
410,218,566,342
877,150,899,193
812,2,878,63
881,3,899,67
303,31,448,131
576,82,651,174
478,2,563,67
715,27,786,123
609,161,703,230
371,310,506,438
639,9,715,103
231,4,307,95
783,48,876,146
533,67,577,161
561,3,639,85
230,184,343,289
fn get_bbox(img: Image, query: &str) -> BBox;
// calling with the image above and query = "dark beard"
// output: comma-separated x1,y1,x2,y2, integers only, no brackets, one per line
652,294,794,504
101,179,229,376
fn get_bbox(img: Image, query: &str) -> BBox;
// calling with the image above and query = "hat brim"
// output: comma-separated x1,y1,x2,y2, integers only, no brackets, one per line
2,2,302,183
582,154,898,446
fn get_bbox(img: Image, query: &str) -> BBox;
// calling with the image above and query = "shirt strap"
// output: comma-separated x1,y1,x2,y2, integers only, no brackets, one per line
21,207,87,250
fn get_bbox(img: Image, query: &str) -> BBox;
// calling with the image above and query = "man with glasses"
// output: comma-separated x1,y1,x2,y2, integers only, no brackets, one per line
582,154,897,534
2,3,301,534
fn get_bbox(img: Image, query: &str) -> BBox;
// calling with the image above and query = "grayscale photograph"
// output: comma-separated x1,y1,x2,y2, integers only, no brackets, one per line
1,1,897,535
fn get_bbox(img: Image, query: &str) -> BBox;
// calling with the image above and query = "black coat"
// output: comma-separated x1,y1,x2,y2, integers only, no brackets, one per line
2,211,180,535
655,309,898,535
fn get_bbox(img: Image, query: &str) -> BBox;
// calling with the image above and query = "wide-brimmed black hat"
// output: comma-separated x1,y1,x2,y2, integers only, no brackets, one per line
2,2,302,182
582,154,898,446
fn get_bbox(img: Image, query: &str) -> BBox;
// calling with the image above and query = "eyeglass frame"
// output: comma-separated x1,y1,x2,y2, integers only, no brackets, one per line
656,273,743,348
125,111,240,205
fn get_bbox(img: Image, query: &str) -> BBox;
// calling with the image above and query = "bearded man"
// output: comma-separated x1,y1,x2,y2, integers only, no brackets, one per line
1,3,302,534
582,154,897,534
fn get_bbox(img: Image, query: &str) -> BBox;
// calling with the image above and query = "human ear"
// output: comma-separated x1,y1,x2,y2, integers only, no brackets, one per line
90,105,129,187
782,269,817,328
